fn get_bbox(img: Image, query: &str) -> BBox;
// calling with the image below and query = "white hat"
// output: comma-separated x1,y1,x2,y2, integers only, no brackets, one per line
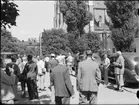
45,57,50,62
51,53,55,57
117,51,122,55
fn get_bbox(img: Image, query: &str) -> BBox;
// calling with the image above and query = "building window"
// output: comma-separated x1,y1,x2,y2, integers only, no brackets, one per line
112,48,116,53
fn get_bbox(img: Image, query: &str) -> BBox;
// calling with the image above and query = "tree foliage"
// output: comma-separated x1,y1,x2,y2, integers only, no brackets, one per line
59,1,92,37
41,29,71,55
85,32,102,53
1,29,39,56
1,29,18,52
1,0,19,29
105,1,138,52
66,32,102,54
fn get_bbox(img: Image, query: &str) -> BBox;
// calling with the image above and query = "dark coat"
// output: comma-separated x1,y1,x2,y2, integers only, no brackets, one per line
21,60,38,80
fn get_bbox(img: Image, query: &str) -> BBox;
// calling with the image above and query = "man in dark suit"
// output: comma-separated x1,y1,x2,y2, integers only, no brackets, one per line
50,56,74,104
77,50,101,104
23,55,38,100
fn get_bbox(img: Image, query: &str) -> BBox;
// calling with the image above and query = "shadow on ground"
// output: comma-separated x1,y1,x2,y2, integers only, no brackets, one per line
124,83,139,89
39,94,50,99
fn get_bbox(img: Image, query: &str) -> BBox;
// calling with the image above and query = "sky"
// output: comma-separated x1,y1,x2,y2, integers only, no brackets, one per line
8,1,55,41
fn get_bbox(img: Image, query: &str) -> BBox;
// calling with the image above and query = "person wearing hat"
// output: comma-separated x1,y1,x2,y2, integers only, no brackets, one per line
113,51,125,92
49,55,74,104
49,53,58,104
23,55,39,100
77,50,101,104
49,53,58,72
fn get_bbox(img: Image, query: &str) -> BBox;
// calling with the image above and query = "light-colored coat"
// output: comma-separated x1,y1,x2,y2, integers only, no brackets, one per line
50,64,74,97
77,58,101,92
114,55,125,75
0,70,15,101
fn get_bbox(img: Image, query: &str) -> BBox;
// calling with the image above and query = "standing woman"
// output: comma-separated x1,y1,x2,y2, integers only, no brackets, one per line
102,53,110,86
6,57,20,101
1,58,16,104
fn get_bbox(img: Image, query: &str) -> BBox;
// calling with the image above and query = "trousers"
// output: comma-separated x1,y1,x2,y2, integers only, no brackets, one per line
26,78,38,100
79,91,98,104
37,75,44,90
55,96,70,104
104,68,109,85
115,74,124,88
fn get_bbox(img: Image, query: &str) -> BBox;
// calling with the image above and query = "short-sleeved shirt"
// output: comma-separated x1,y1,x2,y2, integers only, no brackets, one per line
103,58,110,66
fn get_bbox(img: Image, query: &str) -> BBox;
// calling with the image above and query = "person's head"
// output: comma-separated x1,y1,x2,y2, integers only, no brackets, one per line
50,53,55,58
23,56,27,62
86,50,92,58
27,55,33,61
57,56,65,64
11,56,17,63
117,51,122,57
6,63,13,72
104,53,108,59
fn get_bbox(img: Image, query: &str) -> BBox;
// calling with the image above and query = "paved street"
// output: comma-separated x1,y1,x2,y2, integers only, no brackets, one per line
15,74,139,104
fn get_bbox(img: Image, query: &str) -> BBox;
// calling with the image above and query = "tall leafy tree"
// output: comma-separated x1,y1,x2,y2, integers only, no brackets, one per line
41,29,71,55
59,1,92,38
1,0,19,29
1,29,18,52
66,32,102,54
105,0,138,51
85,32,102,53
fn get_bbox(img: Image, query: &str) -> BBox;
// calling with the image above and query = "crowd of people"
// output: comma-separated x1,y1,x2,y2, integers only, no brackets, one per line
0,50,125,104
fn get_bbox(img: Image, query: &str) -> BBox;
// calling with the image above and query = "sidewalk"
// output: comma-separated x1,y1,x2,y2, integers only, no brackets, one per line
15,75,78,104
15,82,51,104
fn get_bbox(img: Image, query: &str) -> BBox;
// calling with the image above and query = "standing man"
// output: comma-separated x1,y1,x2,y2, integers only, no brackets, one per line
73,52,80,76
44,56,51,95
113,51,125,92
49,53,58,73
77,50,101,104
49,53,58,104
37,57,46,91
24,55,39,100
50,56,74,104
102,53,110,86
66,52,74,75
20,56,27,97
